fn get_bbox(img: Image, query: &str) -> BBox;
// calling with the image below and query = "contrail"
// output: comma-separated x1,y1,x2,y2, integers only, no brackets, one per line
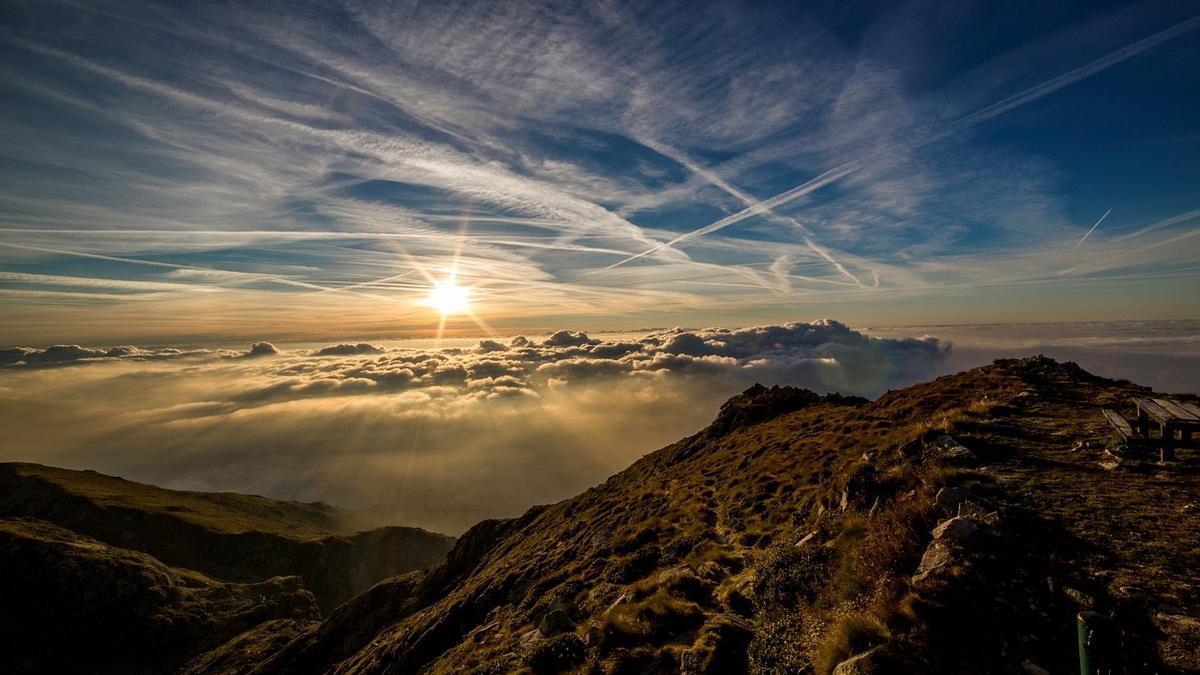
606,14,1200,270
1111,207,1200,243
0,241,389,299
1074,209,1111,248
639,139,865,287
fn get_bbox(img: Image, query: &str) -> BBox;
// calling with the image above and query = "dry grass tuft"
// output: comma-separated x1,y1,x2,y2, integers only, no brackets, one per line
813,612,890,674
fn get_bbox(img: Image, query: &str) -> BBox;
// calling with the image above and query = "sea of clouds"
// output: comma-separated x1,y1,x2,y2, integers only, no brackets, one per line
0,320,951,533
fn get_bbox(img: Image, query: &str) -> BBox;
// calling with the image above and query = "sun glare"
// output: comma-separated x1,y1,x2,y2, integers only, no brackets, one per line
425,279,471,316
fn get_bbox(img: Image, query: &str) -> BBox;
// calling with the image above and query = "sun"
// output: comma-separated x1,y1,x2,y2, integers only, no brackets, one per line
425,278,470,316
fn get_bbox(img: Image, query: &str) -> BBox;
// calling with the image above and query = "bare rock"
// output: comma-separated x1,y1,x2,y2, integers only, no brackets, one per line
912,540,955,586
1063,586,1094,608
833,646,884,675
932,516,981,545
931,435,978,464
538,608,576,636
933,487,974,515
518,628,542,649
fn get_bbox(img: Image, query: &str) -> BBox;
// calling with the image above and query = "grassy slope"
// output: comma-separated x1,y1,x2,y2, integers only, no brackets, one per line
0,462,342,537
196,356,1199,675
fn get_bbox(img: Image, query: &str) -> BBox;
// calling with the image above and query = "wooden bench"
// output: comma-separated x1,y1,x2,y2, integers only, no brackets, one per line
1132,397,1200,462
1101,408,1135,441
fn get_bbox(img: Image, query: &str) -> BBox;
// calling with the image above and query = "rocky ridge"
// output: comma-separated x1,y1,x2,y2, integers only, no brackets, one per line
186,356,1200,674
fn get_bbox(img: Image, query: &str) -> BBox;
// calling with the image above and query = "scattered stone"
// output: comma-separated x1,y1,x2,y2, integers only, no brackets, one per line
932,516,980,545
471,621,500,643
832,646,884,675
795,531,817,547
1154,612,1200,629
607,593,630,611
933,487,973,514
518,628,542,648
1063,586,1094,608
912,540,954,586
538,608,575,636
839,488,850,512
1117,585,1147,598
931,435,978,464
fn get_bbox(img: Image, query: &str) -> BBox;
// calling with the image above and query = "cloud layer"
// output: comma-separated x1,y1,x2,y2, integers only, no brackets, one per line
0,321,947,534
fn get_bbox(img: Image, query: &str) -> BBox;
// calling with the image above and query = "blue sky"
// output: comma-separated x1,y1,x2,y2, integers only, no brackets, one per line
1,0,1198,343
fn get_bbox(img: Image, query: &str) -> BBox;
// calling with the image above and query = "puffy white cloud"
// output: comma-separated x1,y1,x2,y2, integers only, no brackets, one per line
0,321,949,533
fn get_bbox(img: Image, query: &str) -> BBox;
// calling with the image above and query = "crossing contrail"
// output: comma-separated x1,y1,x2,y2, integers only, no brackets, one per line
605,14,1200,270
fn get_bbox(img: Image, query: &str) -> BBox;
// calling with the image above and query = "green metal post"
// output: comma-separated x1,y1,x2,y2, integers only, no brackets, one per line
1077,611,1109,675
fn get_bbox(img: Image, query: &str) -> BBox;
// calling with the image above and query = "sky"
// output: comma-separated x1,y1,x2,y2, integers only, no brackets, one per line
0,0,1198,344
2,2,1199,532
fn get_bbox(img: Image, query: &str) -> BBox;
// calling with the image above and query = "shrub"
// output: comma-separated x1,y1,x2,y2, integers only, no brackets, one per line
602,590,705,646
752,543,831,609
857,496,934,586
528,633,586,674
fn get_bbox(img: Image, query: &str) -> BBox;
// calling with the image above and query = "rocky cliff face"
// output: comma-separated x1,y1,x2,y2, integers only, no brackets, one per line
0,463,456,612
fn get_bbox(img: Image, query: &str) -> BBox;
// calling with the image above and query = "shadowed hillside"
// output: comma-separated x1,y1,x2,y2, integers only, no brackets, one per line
0,517,319,674
0,463,456,613
188,357,1200,674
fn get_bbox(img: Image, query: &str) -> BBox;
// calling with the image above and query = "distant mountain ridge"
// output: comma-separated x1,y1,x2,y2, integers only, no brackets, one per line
0,463,455,613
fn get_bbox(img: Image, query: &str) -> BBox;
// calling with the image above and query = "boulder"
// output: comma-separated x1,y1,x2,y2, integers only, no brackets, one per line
911,541,954,586
932,517,980,545
538,608,576,636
